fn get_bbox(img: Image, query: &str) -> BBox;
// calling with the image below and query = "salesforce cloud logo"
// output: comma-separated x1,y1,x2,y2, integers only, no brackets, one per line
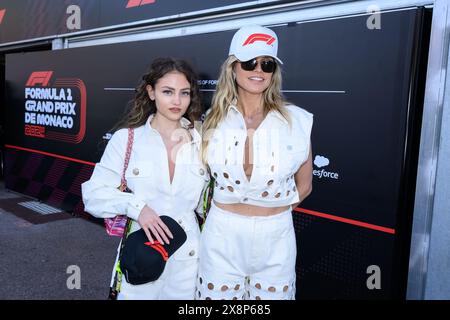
314,155,329,168
313,155,339,180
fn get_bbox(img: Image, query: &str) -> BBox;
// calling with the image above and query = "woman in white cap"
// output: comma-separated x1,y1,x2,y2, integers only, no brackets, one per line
197,25,313,300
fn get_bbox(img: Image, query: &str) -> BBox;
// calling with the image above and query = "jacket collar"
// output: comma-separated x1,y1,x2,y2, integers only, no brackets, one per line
145,113,201,145
227,104,288,124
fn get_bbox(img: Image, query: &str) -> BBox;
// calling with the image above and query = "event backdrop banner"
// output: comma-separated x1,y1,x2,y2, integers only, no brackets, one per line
5,8,426,299
0,0,264,44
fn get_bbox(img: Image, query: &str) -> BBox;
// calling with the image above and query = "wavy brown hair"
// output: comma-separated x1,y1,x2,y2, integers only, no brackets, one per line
114,57,202,131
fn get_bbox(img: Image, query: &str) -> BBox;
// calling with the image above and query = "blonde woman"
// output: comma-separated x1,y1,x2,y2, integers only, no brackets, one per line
82,58,208,299
196,26,313,300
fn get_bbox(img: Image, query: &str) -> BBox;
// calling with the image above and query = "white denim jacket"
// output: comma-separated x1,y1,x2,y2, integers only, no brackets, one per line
82,114,208,259
207,104,313,207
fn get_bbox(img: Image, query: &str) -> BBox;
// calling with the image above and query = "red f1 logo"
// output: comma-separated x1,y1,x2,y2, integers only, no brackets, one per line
26,71,54,87
126,0,156,8
144,241,169,261
0,9,6,24
243,33,276,46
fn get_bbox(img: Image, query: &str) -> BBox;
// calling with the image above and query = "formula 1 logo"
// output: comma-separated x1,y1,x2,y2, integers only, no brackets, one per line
126,0,156,8
0,9,6,24
144,241,169,261
243,33,276,46
24,71,87,144
26,71,53,87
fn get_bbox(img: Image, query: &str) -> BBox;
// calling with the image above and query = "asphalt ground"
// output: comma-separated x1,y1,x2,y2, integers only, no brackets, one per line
0,180,120,300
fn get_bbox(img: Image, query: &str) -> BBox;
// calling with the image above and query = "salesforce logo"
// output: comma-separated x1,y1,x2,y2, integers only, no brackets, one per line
313,155,339,180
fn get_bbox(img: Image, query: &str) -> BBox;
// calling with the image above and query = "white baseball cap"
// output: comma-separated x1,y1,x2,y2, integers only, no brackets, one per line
228,25,283,64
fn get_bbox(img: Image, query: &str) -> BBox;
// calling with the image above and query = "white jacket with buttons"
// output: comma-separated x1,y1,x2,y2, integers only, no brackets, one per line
81,114,208,260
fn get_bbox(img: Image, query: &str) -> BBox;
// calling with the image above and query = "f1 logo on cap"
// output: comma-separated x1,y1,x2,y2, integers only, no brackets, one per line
243,33,276,46
145,241,169,261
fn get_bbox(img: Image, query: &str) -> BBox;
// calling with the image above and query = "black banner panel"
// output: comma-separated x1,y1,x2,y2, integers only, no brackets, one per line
0,0,251,44
5,9,425,299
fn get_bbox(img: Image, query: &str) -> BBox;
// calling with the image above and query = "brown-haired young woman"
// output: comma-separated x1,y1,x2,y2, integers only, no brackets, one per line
82,57,208,299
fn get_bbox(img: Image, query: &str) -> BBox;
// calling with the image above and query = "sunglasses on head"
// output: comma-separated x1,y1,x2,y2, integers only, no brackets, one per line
240,58,277,73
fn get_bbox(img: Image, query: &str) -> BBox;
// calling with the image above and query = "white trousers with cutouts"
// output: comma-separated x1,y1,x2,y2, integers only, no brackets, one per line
196,202,296,300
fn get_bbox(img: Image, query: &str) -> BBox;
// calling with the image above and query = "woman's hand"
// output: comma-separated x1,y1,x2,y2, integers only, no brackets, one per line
137,205,174,245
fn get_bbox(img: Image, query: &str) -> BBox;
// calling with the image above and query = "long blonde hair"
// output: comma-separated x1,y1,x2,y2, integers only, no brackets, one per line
201,55,290,164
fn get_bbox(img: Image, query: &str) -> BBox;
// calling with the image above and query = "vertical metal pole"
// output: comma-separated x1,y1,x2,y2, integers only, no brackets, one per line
407,0,450,299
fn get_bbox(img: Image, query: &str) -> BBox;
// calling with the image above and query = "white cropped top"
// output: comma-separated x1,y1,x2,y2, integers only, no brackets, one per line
207,104,313,207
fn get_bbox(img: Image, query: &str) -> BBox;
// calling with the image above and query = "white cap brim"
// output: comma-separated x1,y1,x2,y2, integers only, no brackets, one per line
233,51,283,65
